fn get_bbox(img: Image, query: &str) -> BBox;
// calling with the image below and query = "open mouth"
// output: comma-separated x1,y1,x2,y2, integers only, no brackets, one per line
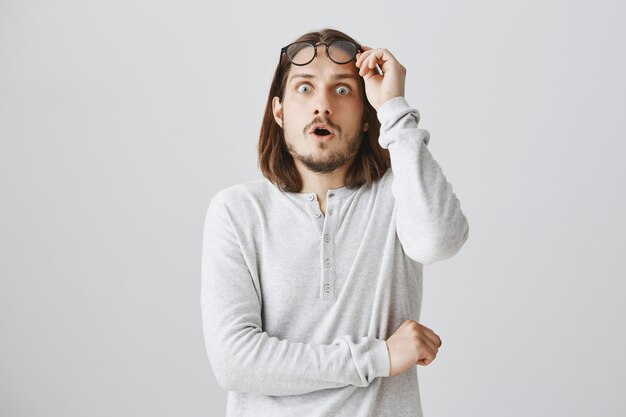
314,127,332,136
310,125,336,141
310,128,335,141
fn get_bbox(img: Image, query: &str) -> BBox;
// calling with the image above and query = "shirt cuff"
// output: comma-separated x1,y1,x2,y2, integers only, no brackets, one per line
376,96,422,149
369,338,391,378
376,96,418,127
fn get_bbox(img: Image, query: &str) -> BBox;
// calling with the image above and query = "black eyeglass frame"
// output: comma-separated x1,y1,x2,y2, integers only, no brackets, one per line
280,40,363,66
276,40,364,99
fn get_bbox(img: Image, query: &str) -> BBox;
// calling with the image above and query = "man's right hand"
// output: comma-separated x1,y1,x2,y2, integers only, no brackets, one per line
385,320,443,377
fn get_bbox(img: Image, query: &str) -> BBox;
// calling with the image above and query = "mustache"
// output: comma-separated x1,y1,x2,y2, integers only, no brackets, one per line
305,118,340,134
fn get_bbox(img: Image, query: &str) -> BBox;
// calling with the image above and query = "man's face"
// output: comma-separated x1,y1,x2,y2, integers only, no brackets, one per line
272,49,369,174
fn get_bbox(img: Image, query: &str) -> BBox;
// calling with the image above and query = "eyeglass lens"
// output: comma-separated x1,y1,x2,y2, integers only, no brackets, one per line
286,41,358,65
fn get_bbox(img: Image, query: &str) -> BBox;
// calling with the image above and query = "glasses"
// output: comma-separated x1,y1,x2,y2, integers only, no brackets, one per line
280,40,362,66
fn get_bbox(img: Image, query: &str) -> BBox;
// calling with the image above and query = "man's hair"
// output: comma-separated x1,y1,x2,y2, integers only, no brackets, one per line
258,28,391,193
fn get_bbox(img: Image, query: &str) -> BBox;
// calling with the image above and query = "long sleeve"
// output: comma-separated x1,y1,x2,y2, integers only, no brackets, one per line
377,96,470,265
200,192,391,396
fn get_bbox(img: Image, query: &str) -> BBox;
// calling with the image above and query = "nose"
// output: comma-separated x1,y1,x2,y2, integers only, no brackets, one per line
313,89,332,117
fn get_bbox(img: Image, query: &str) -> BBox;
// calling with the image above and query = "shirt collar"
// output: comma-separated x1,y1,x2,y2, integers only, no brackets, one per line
270,180,360,201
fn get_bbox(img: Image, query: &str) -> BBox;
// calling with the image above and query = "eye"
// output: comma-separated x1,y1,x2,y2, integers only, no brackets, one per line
296,83,311,93
336,85,351,95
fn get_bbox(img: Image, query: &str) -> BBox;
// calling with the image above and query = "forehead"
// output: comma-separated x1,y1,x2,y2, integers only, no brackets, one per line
287,53,360,85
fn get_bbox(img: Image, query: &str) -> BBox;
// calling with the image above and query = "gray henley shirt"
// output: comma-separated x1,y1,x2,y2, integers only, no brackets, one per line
201,96,470,417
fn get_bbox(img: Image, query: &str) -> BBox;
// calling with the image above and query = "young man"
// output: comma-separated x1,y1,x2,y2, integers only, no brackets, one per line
201,28,469,417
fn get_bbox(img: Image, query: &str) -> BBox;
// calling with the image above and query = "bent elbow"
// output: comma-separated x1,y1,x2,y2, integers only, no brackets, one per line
427,222,470,265
208,350,243,392
403,222,469,265
203,335,241,392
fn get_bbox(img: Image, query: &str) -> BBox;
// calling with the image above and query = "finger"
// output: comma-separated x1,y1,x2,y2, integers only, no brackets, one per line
360,63,379,78
358,55,376,76
359,60,372,76
420,335,439,356
369,48,398,70
417,324,441,351
372,50,390,66
360,51,383,76
358,52,383,76
380,48,398,62
356,49,374,67
424,328,442,349
367,53,377,69
419,326,440,349
417,351,436,366
356,46,379,65
359,56,379,78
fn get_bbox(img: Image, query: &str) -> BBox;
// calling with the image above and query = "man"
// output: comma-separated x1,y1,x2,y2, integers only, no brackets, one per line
201,28,469,417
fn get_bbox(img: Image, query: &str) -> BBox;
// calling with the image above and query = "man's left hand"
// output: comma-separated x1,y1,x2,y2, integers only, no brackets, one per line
355,45,406,112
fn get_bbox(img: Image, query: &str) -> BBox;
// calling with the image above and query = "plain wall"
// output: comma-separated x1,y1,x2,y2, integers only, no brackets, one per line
1,0,625,416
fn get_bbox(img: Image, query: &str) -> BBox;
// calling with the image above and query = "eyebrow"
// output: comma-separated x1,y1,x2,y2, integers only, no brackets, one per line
288,73,359,84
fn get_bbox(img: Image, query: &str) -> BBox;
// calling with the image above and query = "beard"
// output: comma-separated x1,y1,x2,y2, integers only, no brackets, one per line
283,119,363,174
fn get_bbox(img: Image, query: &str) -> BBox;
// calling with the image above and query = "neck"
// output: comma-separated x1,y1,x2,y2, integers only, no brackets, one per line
296,162,349,197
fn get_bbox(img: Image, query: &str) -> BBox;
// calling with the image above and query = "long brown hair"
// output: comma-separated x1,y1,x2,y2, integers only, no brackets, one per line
258,28,390,193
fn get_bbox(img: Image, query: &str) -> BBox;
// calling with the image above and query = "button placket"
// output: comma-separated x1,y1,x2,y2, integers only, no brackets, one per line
304,193,325,234
320,196,341,300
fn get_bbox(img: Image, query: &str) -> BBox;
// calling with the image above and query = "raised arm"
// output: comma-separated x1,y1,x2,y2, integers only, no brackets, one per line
200,192,390,396
377,96,470,265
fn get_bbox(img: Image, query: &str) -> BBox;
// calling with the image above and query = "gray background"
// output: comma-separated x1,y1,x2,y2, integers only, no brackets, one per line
1,0,624,416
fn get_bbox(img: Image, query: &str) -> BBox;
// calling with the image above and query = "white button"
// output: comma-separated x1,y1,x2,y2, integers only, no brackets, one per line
323,234,330,242
324,283,333,293
307,194,315,201
314,212,322,218
324,258,332,268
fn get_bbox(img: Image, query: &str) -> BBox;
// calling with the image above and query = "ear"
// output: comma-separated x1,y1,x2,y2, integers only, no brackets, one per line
272,96,283,128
